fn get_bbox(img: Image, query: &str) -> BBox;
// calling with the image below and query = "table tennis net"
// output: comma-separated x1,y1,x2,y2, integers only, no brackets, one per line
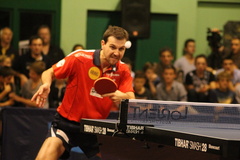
122,99,240,129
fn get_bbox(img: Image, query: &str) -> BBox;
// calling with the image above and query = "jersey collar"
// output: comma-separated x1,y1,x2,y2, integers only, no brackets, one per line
93,49,117,72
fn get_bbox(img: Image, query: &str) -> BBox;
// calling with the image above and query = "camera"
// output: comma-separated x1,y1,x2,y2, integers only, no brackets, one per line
207,28,222,49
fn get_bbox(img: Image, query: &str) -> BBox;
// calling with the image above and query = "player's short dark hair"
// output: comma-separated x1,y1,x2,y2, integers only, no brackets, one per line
103,26,129,43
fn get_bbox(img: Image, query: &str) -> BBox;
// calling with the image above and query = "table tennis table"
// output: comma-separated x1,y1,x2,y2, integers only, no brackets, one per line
80,99,240,159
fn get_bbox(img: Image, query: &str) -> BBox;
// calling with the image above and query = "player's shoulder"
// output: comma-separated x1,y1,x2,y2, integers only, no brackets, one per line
118,60,130,71
66,49,95,60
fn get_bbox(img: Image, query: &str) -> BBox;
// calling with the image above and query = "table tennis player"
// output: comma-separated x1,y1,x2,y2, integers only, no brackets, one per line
31,26,135,160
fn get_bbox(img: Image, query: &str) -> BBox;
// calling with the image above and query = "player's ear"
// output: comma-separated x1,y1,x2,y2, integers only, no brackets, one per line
101,40,106,49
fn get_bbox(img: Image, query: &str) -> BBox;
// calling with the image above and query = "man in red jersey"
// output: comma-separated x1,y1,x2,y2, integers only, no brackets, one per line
32,26,135,160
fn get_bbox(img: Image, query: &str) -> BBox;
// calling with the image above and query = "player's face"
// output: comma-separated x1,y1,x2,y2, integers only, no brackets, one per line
30,38,43,55
38,28,51,45
160,51,173,66
185,42,195,55
231,39,240,54
101,36,126,66
163,69,176,84
195,57,207,72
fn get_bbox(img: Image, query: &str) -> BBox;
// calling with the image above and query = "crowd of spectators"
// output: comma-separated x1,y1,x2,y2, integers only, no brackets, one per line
0,25,240,111
132,36,240,106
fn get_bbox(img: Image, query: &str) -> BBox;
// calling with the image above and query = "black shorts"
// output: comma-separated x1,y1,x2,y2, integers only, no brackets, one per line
47,113,100,159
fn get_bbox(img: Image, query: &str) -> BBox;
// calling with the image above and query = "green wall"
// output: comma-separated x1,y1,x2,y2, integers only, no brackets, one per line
196,1,240,56
61,0,197,57
61,0,240,57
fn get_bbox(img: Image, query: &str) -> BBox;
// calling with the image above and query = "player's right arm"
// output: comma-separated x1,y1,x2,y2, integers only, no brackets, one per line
31,67,55,108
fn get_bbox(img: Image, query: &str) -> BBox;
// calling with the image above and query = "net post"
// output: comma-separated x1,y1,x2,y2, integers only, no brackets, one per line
118,99,129,132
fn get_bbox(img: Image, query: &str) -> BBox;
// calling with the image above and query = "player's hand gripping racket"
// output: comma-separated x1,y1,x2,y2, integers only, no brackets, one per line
94,77,117,95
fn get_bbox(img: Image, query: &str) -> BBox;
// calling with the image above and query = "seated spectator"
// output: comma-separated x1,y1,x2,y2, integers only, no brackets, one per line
229,36,240,69
121,57,135,78
0,55,28,96
185,54,216,102
216,57,240,90
143,62,160,99
174,39,196,82
235,85,240,104
72,44,84,51
154,47,174,81
49,79,66,108
12,35,51,78
209,71,237,104
9,61,48,108
156,65,187,101
133,71,152,99
0,66,15,107
0,55,12,67
0,27,18,61
37,25,65,65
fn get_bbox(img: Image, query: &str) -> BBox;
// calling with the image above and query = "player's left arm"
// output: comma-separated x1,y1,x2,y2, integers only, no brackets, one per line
102,90,135,103
102,68,135,102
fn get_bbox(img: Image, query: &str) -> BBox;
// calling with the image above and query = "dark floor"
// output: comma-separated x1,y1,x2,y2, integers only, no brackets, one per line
98,135,231,160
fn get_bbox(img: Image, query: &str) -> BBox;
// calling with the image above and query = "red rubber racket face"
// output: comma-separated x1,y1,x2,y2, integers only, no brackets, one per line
94,77,117,95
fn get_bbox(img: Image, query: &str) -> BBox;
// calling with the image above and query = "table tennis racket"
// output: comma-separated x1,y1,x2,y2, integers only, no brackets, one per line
94,77,118,95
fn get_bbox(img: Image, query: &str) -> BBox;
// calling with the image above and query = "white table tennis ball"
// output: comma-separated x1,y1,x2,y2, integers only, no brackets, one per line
125,41,132,49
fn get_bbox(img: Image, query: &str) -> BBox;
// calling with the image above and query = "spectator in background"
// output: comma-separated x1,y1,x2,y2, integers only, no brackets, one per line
72,44,84,51
235,85,240,104
49,79,66,108
228,36,240,69
155,47,174,81
0,55,12,67
143,62,160,99
156,65,187,101
174,39,196,82
0,66,15,107
133,71,152,99
37,25,65,65
0,27,18,60
0,55,28,96
9,61,48,108
216,57,240,90
121,57,135,78
185,54,216,102
13,35,51,78
209,71,237,104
